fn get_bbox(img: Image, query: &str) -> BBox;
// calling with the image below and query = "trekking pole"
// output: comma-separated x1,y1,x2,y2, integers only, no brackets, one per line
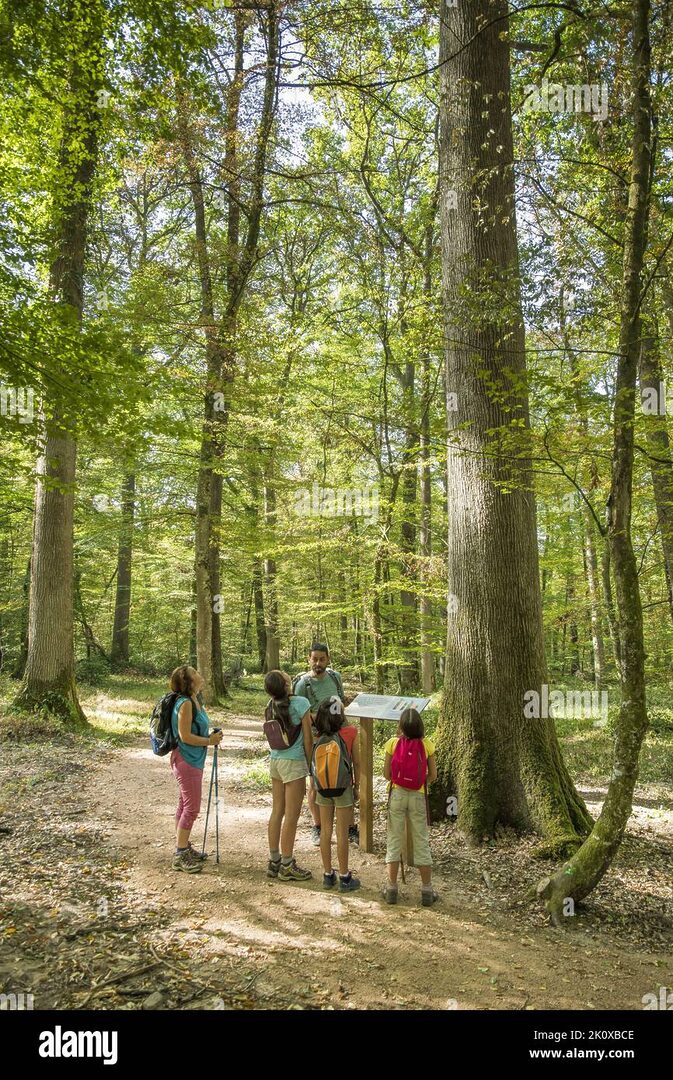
201,749,216,857
214,742,220,864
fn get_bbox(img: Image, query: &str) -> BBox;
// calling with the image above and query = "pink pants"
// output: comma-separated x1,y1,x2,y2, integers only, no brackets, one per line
171,750,204,831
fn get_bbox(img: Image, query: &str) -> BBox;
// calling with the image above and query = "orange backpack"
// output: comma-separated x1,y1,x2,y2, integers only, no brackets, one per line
311,733,353,797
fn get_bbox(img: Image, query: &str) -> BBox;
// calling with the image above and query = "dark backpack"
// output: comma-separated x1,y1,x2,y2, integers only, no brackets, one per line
263,699,303,752
311,732,353,798
150,693,196,756
292,668,344,710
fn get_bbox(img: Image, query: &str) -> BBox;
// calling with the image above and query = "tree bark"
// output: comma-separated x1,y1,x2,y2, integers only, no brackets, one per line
17,1,106,721
538,0,652,920
434,0,592,849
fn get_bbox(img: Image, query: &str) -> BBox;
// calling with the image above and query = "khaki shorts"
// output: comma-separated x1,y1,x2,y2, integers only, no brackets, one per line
315,787,354,808
386,788,432,866
269,756,309,784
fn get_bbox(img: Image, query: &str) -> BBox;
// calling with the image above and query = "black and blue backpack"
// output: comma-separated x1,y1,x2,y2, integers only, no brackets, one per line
149,693,196,756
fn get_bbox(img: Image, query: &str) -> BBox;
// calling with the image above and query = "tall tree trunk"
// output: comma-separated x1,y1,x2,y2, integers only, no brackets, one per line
180,5,278,700
419,220,436,694
17,1,106,721
563,299,607,685
252,557,267,672
189,589,197,670
12,557,31,680
398,362,419,694
339,573,349,659
601,544,622,674
177,76,240,700
263,481,280,672
75,570,109,662
639,327,673,626
372,548,385,693
0,537,8,672
584,522,606,687
539,0,652,919
110,474,135,670
566,577,581,677
434,0,592,849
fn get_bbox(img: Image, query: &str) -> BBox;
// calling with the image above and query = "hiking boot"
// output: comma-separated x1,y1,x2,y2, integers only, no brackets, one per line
339,872,361,893
172,848,203,874
323,870,337,889
188,842,208,862
278,859,312,882
348,825,359,844
310,825,321,846
421,889,439,907
383,884,398,905
267,858,281,878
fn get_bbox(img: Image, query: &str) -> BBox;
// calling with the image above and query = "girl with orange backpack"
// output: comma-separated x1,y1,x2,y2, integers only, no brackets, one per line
383,707,438,906
311,697,361,892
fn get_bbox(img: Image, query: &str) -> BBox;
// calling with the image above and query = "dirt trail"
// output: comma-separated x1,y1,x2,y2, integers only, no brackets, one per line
82,709,671,1011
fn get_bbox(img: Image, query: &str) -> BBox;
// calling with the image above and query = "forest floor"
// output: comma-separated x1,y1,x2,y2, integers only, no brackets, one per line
1,679,672,1011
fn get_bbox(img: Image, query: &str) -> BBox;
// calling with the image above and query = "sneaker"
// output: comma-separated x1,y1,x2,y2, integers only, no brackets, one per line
383,884,398,905
348,825,359,844
278,859,312,882
323,870,337,889
339,872,361,893
421,889,439,907
310,825,321,846
267,858,281,878
172,848,203,874
188,842,208,862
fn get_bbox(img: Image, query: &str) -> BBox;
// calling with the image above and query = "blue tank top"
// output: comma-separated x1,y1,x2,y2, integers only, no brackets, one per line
171,695,210,770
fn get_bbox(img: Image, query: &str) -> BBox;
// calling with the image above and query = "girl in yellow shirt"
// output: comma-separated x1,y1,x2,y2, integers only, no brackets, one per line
383,708,438,906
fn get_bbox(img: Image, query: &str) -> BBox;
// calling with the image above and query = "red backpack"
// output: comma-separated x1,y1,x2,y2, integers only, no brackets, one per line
390,736,428,790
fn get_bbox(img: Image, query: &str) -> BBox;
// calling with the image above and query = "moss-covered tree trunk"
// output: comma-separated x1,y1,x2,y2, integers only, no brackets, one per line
433,0,592,850
17,0,106,723
538,0,652,921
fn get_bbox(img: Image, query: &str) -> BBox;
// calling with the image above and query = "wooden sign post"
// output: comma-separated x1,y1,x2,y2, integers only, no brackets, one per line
344,694,431,855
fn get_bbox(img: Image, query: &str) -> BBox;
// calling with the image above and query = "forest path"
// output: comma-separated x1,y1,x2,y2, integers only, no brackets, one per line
83,706,670,1011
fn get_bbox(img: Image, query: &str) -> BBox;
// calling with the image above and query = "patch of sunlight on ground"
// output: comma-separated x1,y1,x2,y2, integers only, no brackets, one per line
165,917,343,953
83,694,147,714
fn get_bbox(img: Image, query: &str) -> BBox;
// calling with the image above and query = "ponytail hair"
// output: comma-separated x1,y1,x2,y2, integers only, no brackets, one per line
264,669,292,733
